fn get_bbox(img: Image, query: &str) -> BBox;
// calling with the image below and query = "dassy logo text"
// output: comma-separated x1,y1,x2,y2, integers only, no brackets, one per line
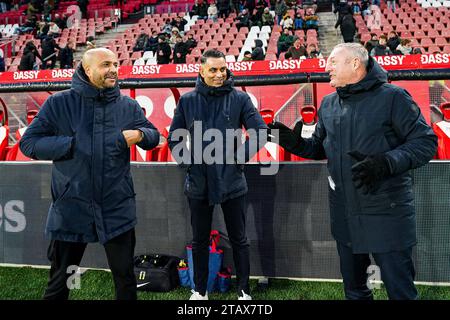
0,201,26,233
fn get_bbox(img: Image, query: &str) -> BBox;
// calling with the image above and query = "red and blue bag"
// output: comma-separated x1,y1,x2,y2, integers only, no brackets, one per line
186,230,223,293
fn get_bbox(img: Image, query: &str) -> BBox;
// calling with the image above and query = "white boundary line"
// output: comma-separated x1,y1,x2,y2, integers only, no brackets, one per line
1,264,449,286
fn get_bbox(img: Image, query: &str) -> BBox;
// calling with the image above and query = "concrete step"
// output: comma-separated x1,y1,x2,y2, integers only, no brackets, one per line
73,23,134,63
317,11,342,57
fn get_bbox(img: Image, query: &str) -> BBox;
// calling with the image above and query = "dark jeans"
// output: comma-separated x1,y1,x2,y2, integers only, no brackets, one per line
188,195,250,296
336,242,418,300
43,228,137,300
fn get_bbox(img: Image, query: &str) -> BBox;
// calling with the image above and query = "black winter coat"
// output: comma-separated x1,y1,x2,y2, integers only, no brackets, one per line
168,73,268,204
20,64,160,243
293,58,437,253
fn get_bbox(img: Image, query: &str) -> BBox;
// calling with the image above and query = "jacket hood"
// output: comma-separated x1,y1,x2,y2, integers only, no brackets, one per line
195,69,234,97
336,57,387,99
71,63,120,103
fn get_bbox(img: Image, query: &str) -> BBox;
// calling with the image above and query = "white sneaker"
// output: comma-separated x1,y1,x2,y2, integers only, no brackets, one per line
238,290,252,300
189,290,208,300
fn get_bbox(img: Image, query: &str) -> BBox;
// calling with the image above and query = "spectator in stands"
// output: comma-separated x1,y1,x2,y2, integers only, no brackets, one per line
173,35,188,64
133,33,149,52
244,0,256,15
269,42,437,300
334,0,351,28
198,0,209,20
277,27,295,57
284,51,292,59
20,48,160,301
340,13,356,43
262,7,274,26
364,33,378,54
236,9,251,31
275,0,288,25
370,34,392,56
144,31,159,54
286,36,306,59
15,15,38,34
294,11,304,30
386,31,400,54
171,16,187,33
232,0,241,14
157,35,172,64
0,50,5,72
280,13,294,30
168,49,267,301
372,0,380,6
242,50,253,61
41,32,61,69
48,21,60,38
396,38,413,55
19,41,42,71
37,21,50,40
185,33,198,54
54,13,67,30
304,7,319,31
190,0,201,17
361,0,371,16
162,19,173,35
367,5,381,31
59,41,75,69
169,27,180,49
207,2,218,22
351,1,361,15
43,0,52,21
217,0,230,18
251,39,265,60
26,1,39,19
305,43,322,58
77,0,88,19
251,0,266,28
386,0,396,12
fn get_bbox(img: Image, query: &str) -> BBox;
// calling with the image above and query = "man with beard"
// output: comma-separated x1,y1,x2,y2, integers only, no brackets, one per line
20,48,161,300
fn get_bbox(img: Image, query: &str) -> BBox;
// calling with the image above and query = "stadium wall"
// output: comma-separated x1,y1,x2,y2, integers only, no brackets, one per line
0,162,448,283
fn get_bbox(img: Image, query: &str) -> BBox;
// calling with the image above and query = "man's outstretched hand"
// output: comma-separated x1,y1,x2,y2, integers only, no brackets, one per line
267,121,305,154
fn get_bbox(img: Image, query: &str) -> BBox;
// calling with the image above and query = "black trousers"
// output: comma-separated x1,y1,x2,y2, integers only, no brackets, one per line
43,228,137,300
336,242,418,300
188,195,250,296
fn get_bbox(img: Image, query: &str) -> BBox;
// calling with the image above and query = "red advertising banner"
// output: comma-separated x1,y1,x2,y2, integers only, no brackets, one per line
0,54,449,85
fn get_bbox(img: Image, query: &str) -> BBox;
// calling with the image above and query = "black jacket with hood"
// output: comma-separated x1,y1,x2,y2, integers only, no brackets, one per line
20,64,160,244
168,71,268,205
293,58,437,253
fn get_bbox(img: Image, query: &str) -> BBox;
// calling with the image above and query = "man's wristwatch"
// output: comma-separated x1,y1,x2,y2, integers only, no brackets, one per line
138,130,144,142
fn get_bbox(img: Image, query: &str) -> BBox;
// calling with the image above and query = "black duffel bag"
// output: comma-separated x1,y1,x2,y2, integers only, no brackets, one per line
134,254,180,292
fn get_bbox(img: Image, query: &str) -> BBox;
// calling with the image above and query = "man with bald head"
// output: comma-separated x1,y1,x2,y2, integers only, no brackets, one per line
269,43,437,299
20,48,160,300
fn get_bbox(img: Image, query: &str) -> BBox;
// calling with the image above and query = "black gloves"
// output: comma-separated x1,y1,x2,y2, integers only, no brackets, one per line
267,121,305,154
348,151,391,194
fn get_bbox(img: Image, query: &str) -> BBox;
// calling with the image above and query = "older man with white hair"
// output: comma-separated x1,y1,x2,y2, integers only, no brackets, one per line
269,43,437,300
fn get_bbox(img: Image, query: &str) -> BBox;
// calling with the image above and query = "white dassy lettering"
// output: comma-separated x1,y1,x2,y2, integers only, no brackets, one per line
269,60,302,70
132,65,162,74
421,53,450,64
375,55,405,66
13,70,39,80
0,200,26,233
176,64,200,73
227,61,255,72
52,69,75,78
